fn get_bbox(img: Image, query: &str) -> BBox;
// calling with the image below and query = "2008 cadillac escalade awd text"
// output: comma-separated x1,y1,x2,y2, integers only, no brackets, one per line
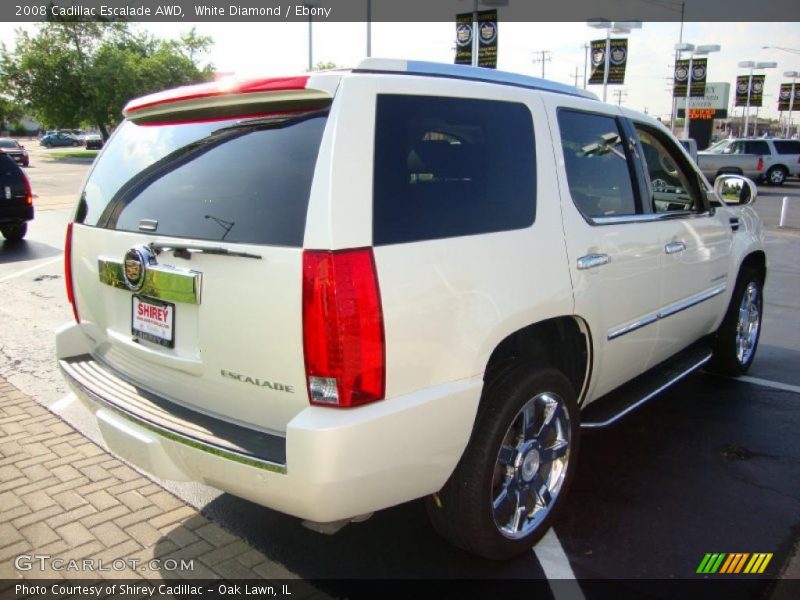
56,59,766,560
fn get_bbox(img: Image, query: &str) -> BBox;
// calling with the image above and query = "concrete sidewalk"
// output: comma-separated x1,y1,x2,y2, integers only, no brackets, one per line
0,376,291,580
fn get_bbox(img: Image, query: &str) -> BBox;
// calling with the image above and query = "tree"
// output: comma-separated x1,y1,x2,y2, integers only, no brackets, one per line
309,61,339,71
0,98,24,129
1,22,214,139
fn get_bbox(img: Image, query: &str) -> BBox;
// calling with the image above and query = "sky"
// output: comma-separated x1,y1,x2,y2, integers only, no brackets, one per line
2,21,798,122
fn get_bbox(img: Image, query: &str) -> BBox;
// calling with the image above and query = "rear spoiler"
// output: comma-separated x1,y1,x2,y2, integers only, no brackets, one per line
122,72,344,124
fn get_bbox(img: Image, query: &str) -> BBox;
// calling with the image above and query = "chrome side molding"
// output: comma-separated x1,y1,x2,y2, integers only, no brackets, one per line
608,284,726,340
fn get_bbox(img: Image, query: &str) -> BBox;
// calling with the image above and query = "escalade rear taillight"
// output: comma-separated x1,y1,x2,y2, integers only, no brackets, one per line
302,248,385,407
21,171,32,205
65,222,79,323
757,157,764,172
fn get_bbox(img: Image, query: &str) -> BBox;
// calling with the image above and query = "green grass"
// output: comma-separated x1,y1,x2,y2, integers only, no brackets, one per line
49,150,99,159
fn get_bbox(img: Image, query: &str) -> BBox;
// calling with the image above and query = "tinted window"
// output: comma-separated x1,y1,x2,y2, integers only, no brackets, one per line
372,95,535,245
744,141,770,155
77,111,328,246
635,125,702,213
774,141,800,154
557,110,638,219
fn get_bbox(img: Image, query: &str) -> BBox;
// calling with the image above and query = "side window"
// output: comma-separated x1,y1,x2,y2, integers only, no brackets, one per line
634,125,703,213
745,141,770,155
557,109,638,219
373,95,536,245
726,142,745,154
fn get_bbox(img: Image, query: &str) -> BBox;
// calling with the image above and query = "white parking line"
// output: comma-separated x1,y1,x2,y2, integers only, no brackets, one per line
734,375,800,395
49,393,76,412
534,529,585,599
0,255,63,284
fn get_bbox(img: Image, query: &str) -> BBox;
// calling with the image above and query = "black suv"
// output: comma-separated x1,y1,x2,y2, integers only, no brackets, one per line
0,152,33,241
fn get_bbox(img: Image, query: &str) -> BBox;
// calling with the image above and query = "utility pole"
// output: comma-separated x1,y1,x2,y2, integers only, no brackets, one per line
612,89,628,106
532,50,552,79
571,66,580,88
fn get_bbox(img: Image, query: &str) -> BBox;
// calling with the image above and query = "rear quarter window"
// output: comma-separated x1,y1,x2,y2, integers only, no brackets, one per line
76,111,328,247
774,141,800,154
372,94,536,245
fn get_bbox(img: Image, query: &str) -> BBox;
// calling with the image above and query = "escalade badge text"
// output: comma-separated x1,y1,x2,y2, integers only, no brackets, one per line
221,369,295,393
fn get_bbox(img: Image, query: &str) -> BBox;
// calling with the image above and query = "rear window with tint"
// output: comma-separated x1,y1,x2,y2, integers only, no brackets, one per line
774,141,800,154
76,111,328,246
372,94,536,245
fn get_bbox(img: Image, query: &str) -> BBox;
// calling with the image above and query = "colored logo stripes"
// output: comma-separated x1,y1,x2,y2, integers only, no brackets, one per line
697,553,773,574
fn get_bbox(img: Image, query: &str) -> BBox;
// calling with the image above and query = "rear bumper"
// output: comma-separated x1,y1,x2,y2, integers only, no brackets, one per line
56,322,481,523
0,205,33,224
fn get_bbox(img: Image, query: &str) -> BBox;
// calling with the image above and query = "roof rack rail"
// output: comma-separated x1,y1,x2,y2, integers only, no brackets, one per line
355,58,598,101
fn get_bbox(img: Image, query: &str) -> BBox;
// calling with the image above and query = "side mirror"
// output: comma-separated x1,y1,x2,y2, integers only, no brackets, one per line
714,174,757,206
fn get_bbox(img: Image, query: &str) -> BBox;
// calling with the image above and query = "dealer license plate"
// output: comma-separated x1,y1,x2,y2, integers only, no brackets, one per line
132,296,175,348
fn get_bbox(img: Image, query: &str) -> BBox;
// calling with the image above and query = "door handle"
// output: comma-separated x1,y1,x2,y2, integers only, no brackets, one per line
577,254,610,270
665,241,687,255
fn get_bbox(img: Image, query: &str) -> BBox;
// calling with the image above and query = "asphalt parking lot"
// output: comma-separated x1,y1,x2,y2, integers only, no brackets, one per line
1,142,799,596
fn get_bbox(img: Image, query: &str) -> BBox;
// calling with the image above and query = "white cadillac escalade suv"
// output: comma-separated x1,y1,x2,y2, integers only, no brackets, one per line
57,59,766,560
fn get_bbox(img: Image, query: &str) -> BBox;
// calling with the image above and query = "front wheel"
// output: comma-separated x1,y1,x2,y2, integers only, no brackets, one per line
709,267,763,375
426,365,579,560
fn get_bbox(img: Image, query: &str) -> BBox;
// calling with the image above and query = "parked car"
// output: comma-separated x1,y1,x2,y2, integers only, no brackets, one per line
84,134,104,150
698,137,800,185
63,129,86,141
56,59,766,560
40,133,81,148
0,138,30,167
0,152,33,241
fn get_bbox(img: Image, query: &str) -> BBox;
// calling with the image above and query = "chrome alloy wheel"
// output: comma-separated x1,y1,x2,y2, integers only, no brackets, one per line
736,281,761,365
492,392,571,539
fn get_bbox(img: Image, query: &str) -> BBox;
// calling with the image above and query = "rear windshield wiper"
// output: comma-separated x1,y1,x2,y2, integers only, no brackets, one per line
148,242,262,260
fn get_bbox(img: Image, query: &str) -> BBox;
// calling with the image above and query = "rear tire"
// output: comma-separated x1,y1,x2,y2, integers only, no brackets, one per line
1,222,28,242
426,364,579,560
709,267,763,376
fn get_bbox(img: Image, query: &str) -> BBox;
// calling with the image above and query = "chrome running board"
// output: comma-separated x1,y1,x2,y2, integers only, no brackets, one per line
581,340,713,429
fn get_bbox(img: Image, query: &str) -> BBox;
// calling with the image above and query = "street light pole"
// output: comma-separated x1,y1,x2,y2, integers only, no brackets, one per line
785,70,799,137
587,20,641,104
738,61,777,137
602,28,611,102
583,43,589,89
366,0,371,57
676,43,720,140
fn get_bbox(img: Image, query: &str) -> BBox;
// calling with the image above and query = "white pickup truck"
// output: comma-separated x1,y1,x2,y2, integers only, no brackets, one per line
57,59,766,560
